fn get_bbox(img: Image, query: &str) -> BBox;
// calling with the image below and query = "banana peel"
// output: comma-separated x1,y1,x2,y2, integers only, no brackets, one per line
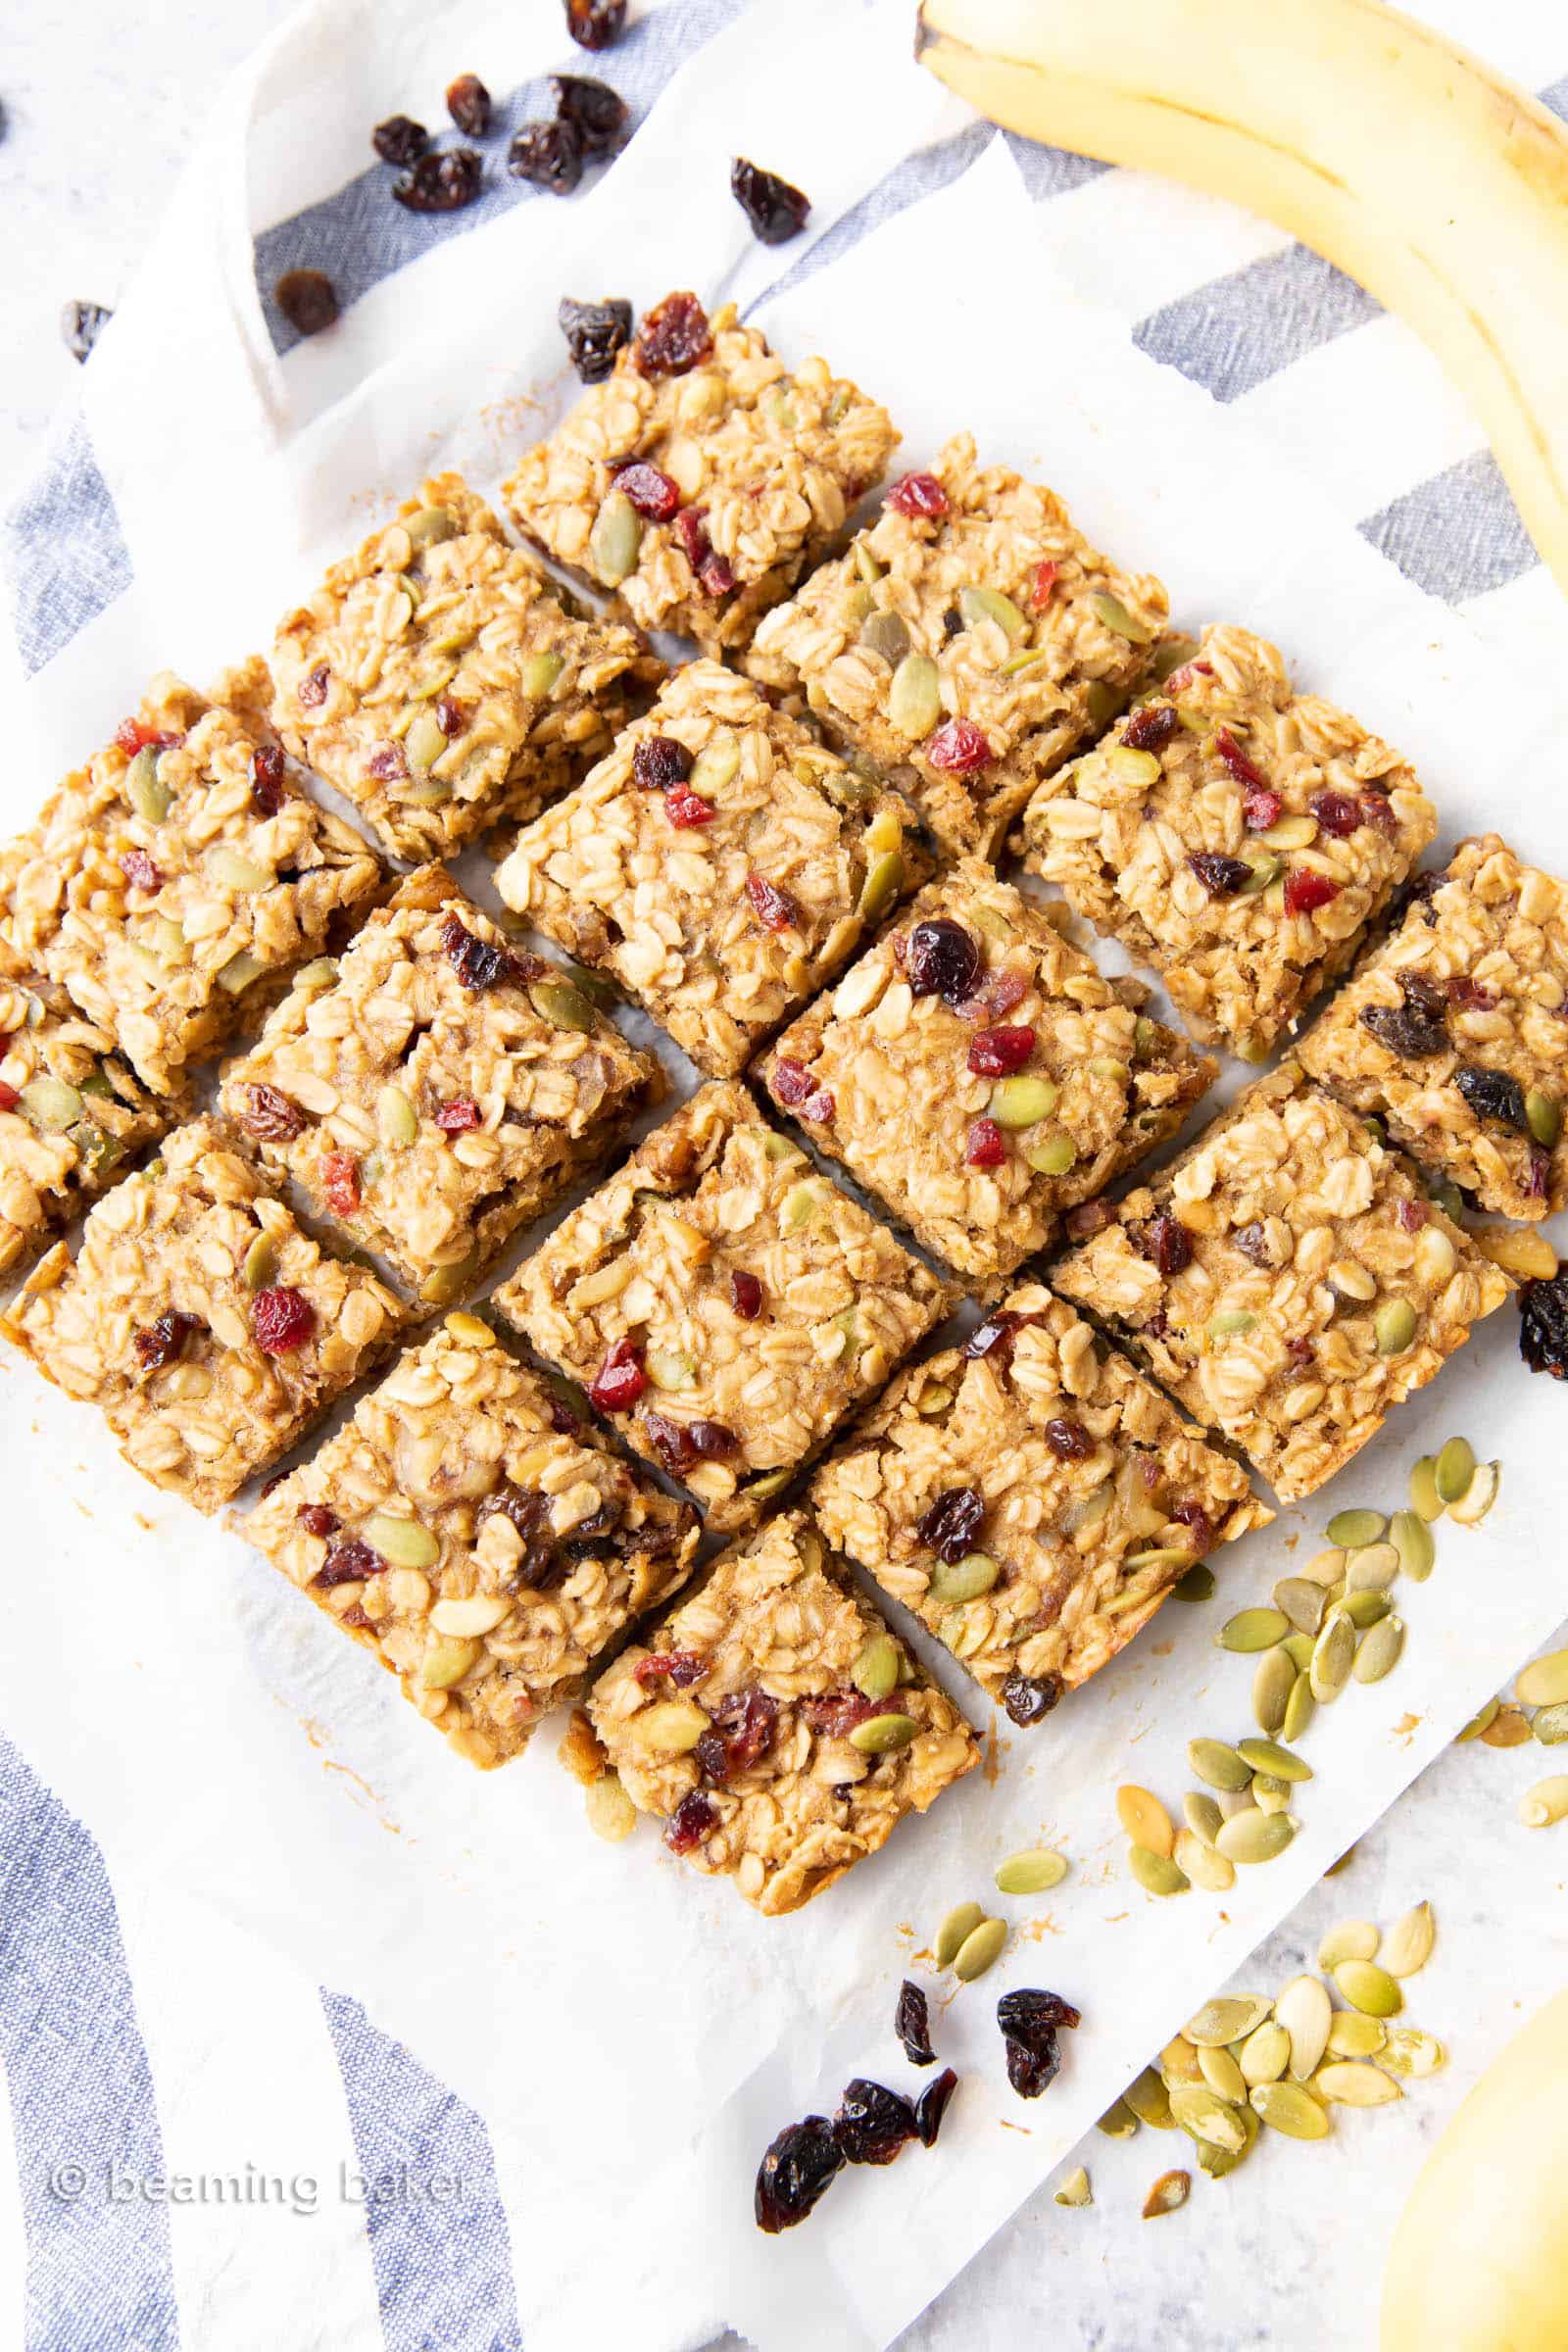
916,0,1568,599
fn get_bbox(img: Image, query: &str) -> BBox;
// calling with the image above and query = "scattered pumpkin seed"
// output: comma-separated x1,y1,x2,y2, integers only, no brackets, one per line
1381,2029,1446,2079
1116,1787,1175,1854
1273,1577,1328,1636
1270,1974,1332,2079
958,583,1030,641
1519,1775,1568,1828
1343,1589,1393,1630
206,847,274,894
995,1846,1070,1897
1527,1088,1562,1148
1280,1631,1316,1671
849,1711,917,1755
1316,2061,1401,2107
1250,2081,1331,2139
1216,1809,1295,1866
1185,1997,1274,2049
888,652,942,739
1142,2168,1190,2220
1309,1609,1356,1701
1335,1960,1403,2017
1182,1791,1224,1843
1447,1460,1500,1526
584,1772,637,1842
1434,1436,1475,1505
1125,2068,1176,2129
1219,1607,1290,1653
989,1073,1058,1129
1252,1645,1298,1734
1326,1507,1387,1548
1173,1563,1216,1604
929,1552,1000,1605
1188,1737,1252,1792
1482,1705,1534,1748
529,977,597,1034
851,1633,901,1702
1158,2034,1203,2086
1516,1649,1568,1708
1302,1546,1348,1587
1374,1297,1417,1354
1129,1844,1190,1897
1174,1829,1235,1891
1239,2021,1292,2085
589,490,642,584
1326,2012,1386,2059
1054,2165,1093,2207
1092,590,1154,645
1250,1774,1292,1816
851,539,882,584
935,1900,985,1968
859,610,911,666
1023,1133,1077,1176
1533,1703,1568,1746
1408,1454,1445,1520
1346,1542,1399,1592
1237,1737,1312,1785
242,1233,279,1292
1196,2045,1248,2104
1381,1901,1435,1979
1097,2097,1139,2138
1318,1921,1381,1972
405,504,457,548
1283,1672,1316,1742
1169,2084,1247,2152
1456,1694,1500,1742
1389,1509,1436,1583
1353,1615,1406,1685
1196,2114,1257,2180
952,1915,1008,1981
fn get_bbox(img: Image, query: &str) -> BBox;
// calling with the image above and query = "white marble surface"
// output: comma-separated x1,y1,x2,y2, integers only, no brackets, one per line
2,10,1567,2350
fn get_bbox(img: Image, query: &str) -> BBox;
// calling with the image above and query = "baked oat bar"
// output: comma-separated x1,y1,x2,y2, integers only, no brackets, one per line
1016,623,1437,1058
504,291,898,657
589,1508,978,1913
219,867,660,1302
493,659,920,1077
2,1118,404,1512
1298,833,1568,1220
0,664,383,1096
811,1287,1269,1726
757,860,1216,1284
1051,1065,1511,1505
270,473,656,860
247,1313,698,1769
0,980,178,1278
493,1081,952,1533
747,432,1168,857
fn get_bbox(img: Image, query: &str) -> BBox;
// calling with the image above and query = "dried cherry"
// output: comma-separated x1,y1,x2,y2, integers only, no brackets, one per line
755,2116,843,2233
273,269,338,336
885,472,948,519
552,74,628,155
1283,866,1342,917
1136,1210,1193,1277
962,1309,1030,1361
558,295,632,383
589,1337,646,1412
965,1116,1006,1169
508,121,582,195
1308,788,1363,838
1212,726,1267,791
1030,559,1058,608
915,1485,985,1564
913,2068,957,2147
297,1502,339,1539
634,291,711,378
696,1687,778,1783
319,1151,361,1216
299,664,330,710
315,1536,383,1588
250,743,286,814
566,0,626,51
833,2079,917,2166
120,849,161,893
729,1270,763,1320
967,1024,1035,1077
665,1790,717,1856
1520,1271,1568,1380
895,1979,937,2068
664,785,715,829
905,917,980,1006
434,1097,481,1134
614,461,680,520
372,115,427,165
445,74,490,137
633,1651,708,1689
730,157,810,245
1001,1671,1064,1727
394,148,482,213
999,1986,1080,2100
925,718,993,775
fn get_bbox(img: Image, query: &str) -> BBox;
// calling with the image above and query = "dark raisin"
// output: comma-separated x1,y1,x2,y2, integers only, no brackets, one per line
250,743,286,814
315,1536,383,1588
913,2068,958,2148
120,849,162,893
1122,703,1178,752
394,148,482,213
1044,1417,1092,1460
634,291,711,378
915,1486,985,1564
61,300,113,364
508,120,582,195
745,871,801,933
942,606,963,640
1232,1220,1273,1267
998,1987,1082,2039
252,1285,316,1356
298,663,330,710
298,1503,339,1538
1002,1671,1064,1727
1309,788,1364,838
613,461,681,520
730,157,810,245
905,918,981,1006
557,295,632,384
895,1980,936,2068
999,1986,1080,2101
643,1412,739,1477
633,1650,708,1689
698,1688,779,1783
445,74,491,136
566,0,626,50
1387,866,1445,930
1360,1001,1447,1060
552,74,628,156
1136,1210,1193,1277
373,114,427,165
665,1789,718,1856
273,269,338,336
1065,1198,1114,1241
1171,1496,1213,1549
1454,1063,1529,1130
631,735,694,791
755,2116,843,2233
132,1310,202,1373
834,2079,917,2166
1520,1272,1568,1379
962,1309,1030,1362
440,912,533,993
240,1082,306,1143
1188,850,1253,898
730,1270,763,1320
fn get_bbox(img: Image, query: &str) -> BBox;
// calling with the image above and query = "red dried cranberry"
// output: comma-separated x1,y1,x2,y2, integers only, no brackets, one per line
273,269,338,337
250,743,286,813
914,2068,958,2148
1170,1496,1213,1549
434,1097,481,1135
372,115,426,166
1396,1197,1430,1232
967,1024,1035,1077
1308,789,1363,838
252,1285,316,1356
558,294,632,383
298,663,330,710
445,74,490,136
665,786,716,828
435,692,468,739
367,742,408,782
1044,1417,1092,1460
1454,1062,1528,1130
730,1270,764,1320
925,717,992,775
906,917,981,1006
915,1485,986,1564
631,736,693,791
744,871,801,935
589,1337,646,1412
614,462,681,521
896,1980,937,2068
1242,780,1284,829
1030,559,1058,609
552,74,628,156
395,148,483,212
730,157,811,245
834,2080,917,2167
319,1151,361,1217
114,717,152,755
440,913,532,993
965,1117,1006,1169
633,1651,708,1689
1122,702,1179,753
800,1690,881,1738
1520,1270,1568,1379
698,1687,779,1783
298,1502,339,1539
1188,850,1253,898
634,291,711,378
1283,866,1343,917
770,1057,815,1108
120,849,161,892
0,1081,18,1113
132,1310,202,1373
962,1309,1030,1361
240,1083,306,1143
664,1789,717,1856
697,551,736,598
1002,1671,1064,1727
1136,1211,1193,1277
1213,726,1267,791
566,0,626,50
755,2116,844,2233
315,1536,383,1588
885,472,948,519
508,120,582,195
672,507,710,566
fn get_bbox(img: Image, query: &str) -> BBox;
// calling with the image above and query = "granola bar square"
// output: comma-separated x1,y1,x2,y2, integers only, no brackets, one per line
589,1509,978,1913
1298,833,1568,1220
493,659,920,1077
1017,624,1437,1057
812,1287,1269,1725
2,1118,404,1512
1051,1066,1512,1504
757,860,1216,1283
492,1081,953,1533
504,292,899,657
270,473,657,860
246,1314,699,1769
0,665,383,1096
747,432,1168,857
219,867,661,1303
0,979,180,1278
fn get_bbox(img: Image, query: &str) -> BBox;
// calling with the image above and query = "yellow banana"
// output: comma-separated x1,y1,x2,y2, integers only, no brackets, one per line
916,0,1568,596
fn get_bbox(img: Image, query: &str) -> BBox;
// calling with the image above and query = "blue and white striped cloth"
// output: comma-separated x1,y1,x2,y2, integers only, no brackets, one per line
3,3,1566,2348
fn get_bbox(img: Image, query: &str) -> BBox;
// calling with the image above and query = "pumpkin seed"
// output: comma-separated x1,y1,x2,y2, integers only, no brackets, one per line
1457,1694,1500,1742
988,1073,1058,1129
1250,1774,1292,1816
1374,1297,1417,1354
1482,1705,1534,1748
849,1711,917,1755
1309,1609,1356,1701
1173,1563,1216,1604
643,1345,695,1392
929,1552,999,1604
242,1234,279,1291
1281,1631,1316,1671
952,1915,1008,1981
206,847,274,894
1269,1973,1331,2079
1196,2044,1248,2104
1125,2068,1175,2129
1239,2021,1292,2084
421,1636,481,1690
124,746,172,822
1527,1088,1562,1147
419,1245,480,1305
1283,1672,1316,1742
1326,2012,1386,2060
1207,1308,1258,1340
1182,1791,1224,1843
1251,1645,1297,1734
1381,2029,1446,2079
1381,1901,1435,1980
851,1633,901,1701
1343,1589,1392,1630
1335,1960,1403,2017
1516,1649,1568,1708
632,1700,709,1756
1174,1828,1235,1891
1346,1542,1399,1592
1302,1546,1348,1587
995,1846,1069,1895
1200,2103,1261,2180
528,977,597,1034
1142,2168,1190,2219
1092,589,1154,645
1237,1737,1312,1785
1185,1998,1274,2050
935,1900,985,1968
521,650,564,702
1169,2084,1247,2152
957,583,1029,642
1273,1578,1328,1637
856,849,905,924
1533,1703,1568,1746
1129,1845,1189,1896
1054,2165,1092,2208
1353,1615,1405,1684
1316,2061,1400,2107
1326,1507,1386,1548
858,610,910,667
362,1511,439,1570
1258,812,1319,851
851,538,883,585
888,652,942,740
1023,1133,1077,1176
689,732,741,796
590,491,642,584
584,1773,637,1842
1519,1775,1568,1828
1434,1435,1475,1504
405,504,458,548
18,1077,82,1132
1408,1454,1445,1520
1218,1607,1290,1653
1187,1738,1251,1792
1159,2034,1203,2086
1318,1920,1380,1970
1250,2081,1330,2139
1096,2097,1139,2138
1216,1808,1294,1865
1390,1509,1436,1583
1000,645,1052,677
1447,1460,1500,1526
376,1084,418,1147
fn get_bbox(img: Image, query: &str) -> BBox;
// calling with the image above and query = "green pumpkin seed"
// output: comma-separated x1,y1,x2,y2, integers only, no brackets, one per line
1218,1607,1290,1653
935,1900,985,1968
1457,1693,1500,1741
405,505,458,549
1091,589,1154,645
850,1634,901,1703
376,1084,418,1148
1335,1960,1402,2017
1250,2081,1331,2139
1206,1308,1258,1340
405,710,448,772
294,957,339,991
1159,2034,1203,2086
1374,1297,1417,1354
1239,2022,1292,2085
632,1699,708,1756
1184,1996,1273,2048
1521,1776,1568,1828
1533,1702,1568,1745
1381,2029,1446,2079
1317,1919,1379,1970
363,1511,439,1570
421,1636,481,1690
1124,1545,1203,1574
1509,1643,1568,1707
420,1245,481,1306
1215,1808,1295,1865
218,950,269,996
1408,1454,1445,1519
1390,1508,1436,1582
1129,1844,1189,1897
1526,1088,1562,1148
1326,2012,1387,2060
995,1846,1069,1895
859,610,910,665
1174,1828,1234,1891
522,650,564,701
1023,1133,1077,1176
528,977,597,1034
689,732,740,797
1280,1631,1316,1671
1054,2165,1092,2207
1150,633,1198,681
952,1915,1008,1981
1124,2067,1175,2129
1447,1459,1500,1525
18,1077,82,1133
1258,812,1319,851
242,1233,279,1291
1237,1737,1312,1784
1434,1435,1475,1504
1326,1507,1386,1547
1274,1577,1328,1636
124,747,172,823
1169,2084,1247,2152
1000,645,1051,677
849,1711,918,1755
1346,1542,1399,1592
1096,2097,1139,2138
1343,1589,1392,1629
1197,2045,1248,2105
852,539,883,585
856,849,905,925
645,1347,696,1392
1353,1614,1405,1684
206,847,274,894
1250,1775,1292,1815
1143,2168,1192,2219
1173,1563,1216,1604
584,1773,637,1842
144,915,187,964
988,1074,1058,1129
1283,1671,1316,1742
1309,1609,1356,1701
1187,1738,1252,1791
1381,1901,1435,1979
1238,854,1284,897
928,1552,999,1604
1182,1791,1224,1843
590,491,643,585
888,652,942,740
957,583,1029,642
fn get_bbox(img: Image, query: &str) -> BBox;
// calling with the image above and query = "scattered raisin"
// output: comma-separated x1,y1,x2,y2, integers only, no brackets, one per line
1171,1496,1213,1549
1044,1417,1092,1460
1136,1210,1193,1277
1283,866,1342,917
1308,788,1363,838
273,268,339,336
962,1309,1030,1361
1454,1063,1528,1130
1002,1671,1064,1727
566,0,626,51
434,1097,480,1134
925,717,993,775
558,294,632,383
1188,850,1252,898
999,1987,1080,2100
745,871,801,933
885,472,948,519
1064,1198,1113,1240
915,1485,986,1564
440,912,532,993
633,1650,708,1688
965,1116,1006,1169
913,2068,958,2148
251,1285,316,1356
508,120,582,195
894,1979,937,2068
696,1688,779,1784
665,1789,718,1857
298,1502,338,1539
642,1412,738,1477
250,743,286,814
1122,703,1178,753
631,735,694,791
613,461,681,520
298,663,330,710
132,1310,202,1373
730,1270,763,1320
634,291,711,378
120,849,161,893
476,1484,570,1591
240,1083,307,1144
1360,999,1447,1060
755,2116,844,2233
552,74,629,155
394,148,482,213
967,1024,1035,1077
589,1336,646,1412
373,114,427,165
445,74,491,137
730,156,810,245
834,2080,917,2167
906,917,980,1006
61,300,113,364
1519,1271,1568,1380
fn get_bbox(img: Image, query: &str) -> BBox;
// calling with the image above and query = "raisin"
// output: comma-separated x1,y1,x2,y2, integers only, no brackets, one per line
508,120,582,195
631,735,694,791
61,299,113,364
965,1116,1006,1169
730,1270,764,1320
298,1502,339,1539
967,1024,1035,1077
755,2116,843,2232
1002,1671,1064,1727
834,2080,918,2167
999,1986,1080,2100
1188,850,1252,898
643,1412,738,1477
1397,971,1448,1021
1283,866,1342,917
906,918,980,1006
633,1650,709,1689
132,1310,202,1373
1030,559,1058,608
942,606,963,640
566,0,626,50
1232,1220,1273,1267
557,295,632,384
913,2068,958,2148
589,1337,646,1412
1171,1496,1213,1549
240,1083,306,1143
962,1309,1030,1361
1308,788,1363,838
698,1688,779,1783
1122,703,1178,753
665,786,716,829
120,849,162,893
299,663,330,710
925,717,993,775
915,1486,986,1564
273,269,338,336
1136,1210,1193,1277
251,743,286,814
445,74,490,136
634,291,711,378
1044,1417,1092,1460
319,1151,361,1216
434,1097,480,1135
477,1483,568,1591
885,472,948,519
552,74,628,155
440,913,532,993
730,156,810,245
1520,1272,1568,1379
665,1789,718,1857
394,148,482,212
373,114,427,165
1064,1198,1113,1240
1212,726,1267,791
1360,1000,1447,1060
745,871,801,933
315,1536,382,1589
252,1285,316,1356
1455,1063,1528,1130
896,1980,937,2067
614,461,681,520
367,742,408,783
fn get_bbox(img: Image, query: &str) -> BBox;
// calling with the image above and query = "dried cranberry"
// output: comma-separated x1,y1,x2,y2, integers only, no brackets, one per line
634,1651,708,1689
834,2080,917,2167
730,156,810,245
1396,1197,1430,1232
1520,1271,1568,1379
1213,726,1267,791
319,1151,361,1216
589,1337,646,1412
1308,789,1363,838
986,967,1030,1019
755,2116,844,2233
1283,867,1342,917
508,120,581,195
1188,850,1253,898
566,0,626,50
664,1789,717,1856
745,871,801,933
962,1309,1030,1361
906,918,981,1006
673,507,710,566
445,74,490,136
914,2068,958,2148
557,294,632,383
614,461,681,520
1002,1671,1064,1727
434,1097,481,1135
62,300,113,364
800,1690,881,1738
665,786,716,829
372,114,426,166
273,269,338,336
132,1310,202,1373
771,1058,815,1107
1446,974,1497,1010
925,718,993,775
634,291,711,379
394,148,482,212
1030,559,1058,609
643,1412,738,1477
895,1979,936,2068
631,735,694,791
114,718,154,756
1170,1496,1213,1549
298,663,330,710
119,848,161,892
1044,1417,1092,1460
730,1270,764,1320
441,913,530,994
965,1116,1006,1169
1454,1063,1528,1130
434,690,468,738
252,1285,316,1356
240,1083,306,1143
1242,780,1284,829
698,552,736,598
916,1486,986,1564
967,1024,1035,1077
698,1688,779,1783
0,1081,18,1113
315,1536,383,1589
1136,1210,1193,1277
552,74,628,156
250,743,286,814
1122,702,1179,753
1360,998,1447,1060
298,1502,339,1539
885,472,948,519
